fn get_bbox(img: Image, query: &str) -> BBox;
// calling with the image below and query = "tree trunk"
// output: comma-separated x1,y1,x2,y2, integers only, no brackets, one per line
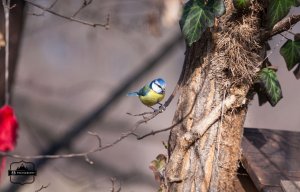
0,0,24,105
165,0,265,191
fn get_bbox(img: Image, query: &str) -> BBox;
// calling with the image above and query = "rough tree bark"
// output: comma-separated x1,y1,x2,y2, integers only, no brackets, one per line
165,0,265,191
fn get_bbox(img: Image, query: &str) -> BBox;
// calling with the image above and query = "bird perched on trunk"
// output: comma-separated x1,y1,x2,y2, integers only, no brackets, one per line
127,78,166,110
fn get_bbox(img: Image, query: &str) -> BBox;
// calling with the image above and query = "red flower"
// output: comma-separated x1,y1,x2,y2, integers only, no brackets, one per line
0,105,18,151
0,105,18,180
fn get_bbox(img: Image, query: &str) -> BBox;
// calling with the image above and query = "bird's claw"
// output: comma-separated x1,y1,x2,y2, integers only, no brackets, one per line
159,106,166,112
158,103,166,112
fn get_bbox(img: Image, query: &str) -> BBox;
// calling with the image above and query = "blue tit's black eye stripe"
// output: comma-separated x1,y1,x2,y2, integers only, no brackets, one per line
154,82,163,90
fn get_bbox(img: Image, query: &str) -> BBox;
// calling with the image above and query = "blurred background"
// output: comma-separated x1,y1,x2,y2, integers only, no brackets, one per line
0,0,299,191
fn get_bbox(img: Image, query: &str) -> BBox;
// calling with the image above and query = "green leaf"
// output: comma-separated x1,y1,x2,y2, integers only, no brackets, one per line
233,0,251,10
208,0,226,17
267,0,300,28
259,68,283,106
280,39,300,70
180,0,215,46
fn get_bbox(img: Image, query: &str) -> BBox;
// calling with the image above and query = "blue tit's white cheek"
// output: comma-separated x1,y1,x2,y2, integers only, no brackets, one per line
151,83,163,93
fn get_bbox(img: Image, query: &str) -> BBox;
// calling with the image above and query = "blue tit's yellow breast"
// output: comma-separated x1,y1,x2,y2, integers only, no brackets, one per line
139,89,165,107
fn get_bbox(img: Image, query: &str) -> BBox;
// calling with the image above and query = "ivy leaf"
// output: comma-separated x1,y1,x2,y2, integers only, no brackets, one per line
233,0,251,10
253,83,268,106
149,154,167,184
258,68,283,106
180,0,215,46
208,0,226,17
293,63,300,79
267,0,300,28
280,39,300,70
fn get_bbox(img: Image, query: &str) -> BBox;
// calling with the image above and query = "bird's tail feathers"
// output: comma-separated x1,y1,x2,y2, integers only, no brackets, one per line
127,92,139,96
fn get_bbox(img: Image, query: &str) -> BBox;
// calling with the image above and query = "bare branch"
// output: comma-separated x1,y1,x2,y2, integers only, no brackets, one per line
0,131,117,162
267,14,300,38
137,115,187,140
25,0,110,28
35,183,50,192
28,0,59,17
0,115,154,162
126,111,154,117
88,131,102,147
137,126,173,140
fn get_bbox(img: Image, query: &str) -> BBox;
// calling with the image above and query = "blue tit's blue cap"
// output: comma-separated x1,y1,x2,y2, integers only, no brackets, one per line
154,78,166,88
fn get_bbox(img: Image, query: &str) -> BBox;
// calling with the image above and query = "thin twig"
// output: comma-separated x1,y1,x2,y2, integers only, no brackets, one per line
25,0,110,28
110,178,121,192
28,0,58,17
72,0,93,17
136,112,190,140
279,33,289,40
49,0,58,9
0,131,104,162
35,183,50,192
126,111,153,117
0,120,148,161
137,126,173,140
285,30,296,36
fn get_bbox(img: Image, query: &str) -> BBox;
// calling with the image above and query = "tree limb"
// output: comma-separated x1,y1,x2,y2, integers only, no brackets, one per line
267,14,300,38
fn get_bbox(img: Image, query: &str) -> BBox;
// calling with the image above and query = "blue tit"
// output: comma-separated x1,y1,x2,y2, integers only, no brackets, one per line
127,78,166,108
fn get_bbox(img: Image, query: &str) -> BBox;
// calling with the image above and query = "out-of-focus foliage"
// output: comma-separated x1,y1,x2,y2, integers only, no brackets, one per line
280,39,300,71
267,0,300,28
180,0,225,46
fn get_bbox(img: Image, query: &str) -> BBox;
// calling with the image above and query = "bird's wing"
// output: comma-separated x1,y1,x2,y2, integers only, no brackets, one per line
138,85,150,96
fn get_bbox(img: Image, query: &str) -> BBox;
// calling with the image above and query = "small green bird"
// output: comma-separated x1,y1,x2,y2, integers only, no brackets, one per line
127,78,166,109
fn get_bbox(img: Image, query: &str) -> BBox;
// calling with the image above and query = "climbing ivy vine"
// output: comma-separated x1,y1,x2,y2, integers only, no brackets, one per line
179,0,300,106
